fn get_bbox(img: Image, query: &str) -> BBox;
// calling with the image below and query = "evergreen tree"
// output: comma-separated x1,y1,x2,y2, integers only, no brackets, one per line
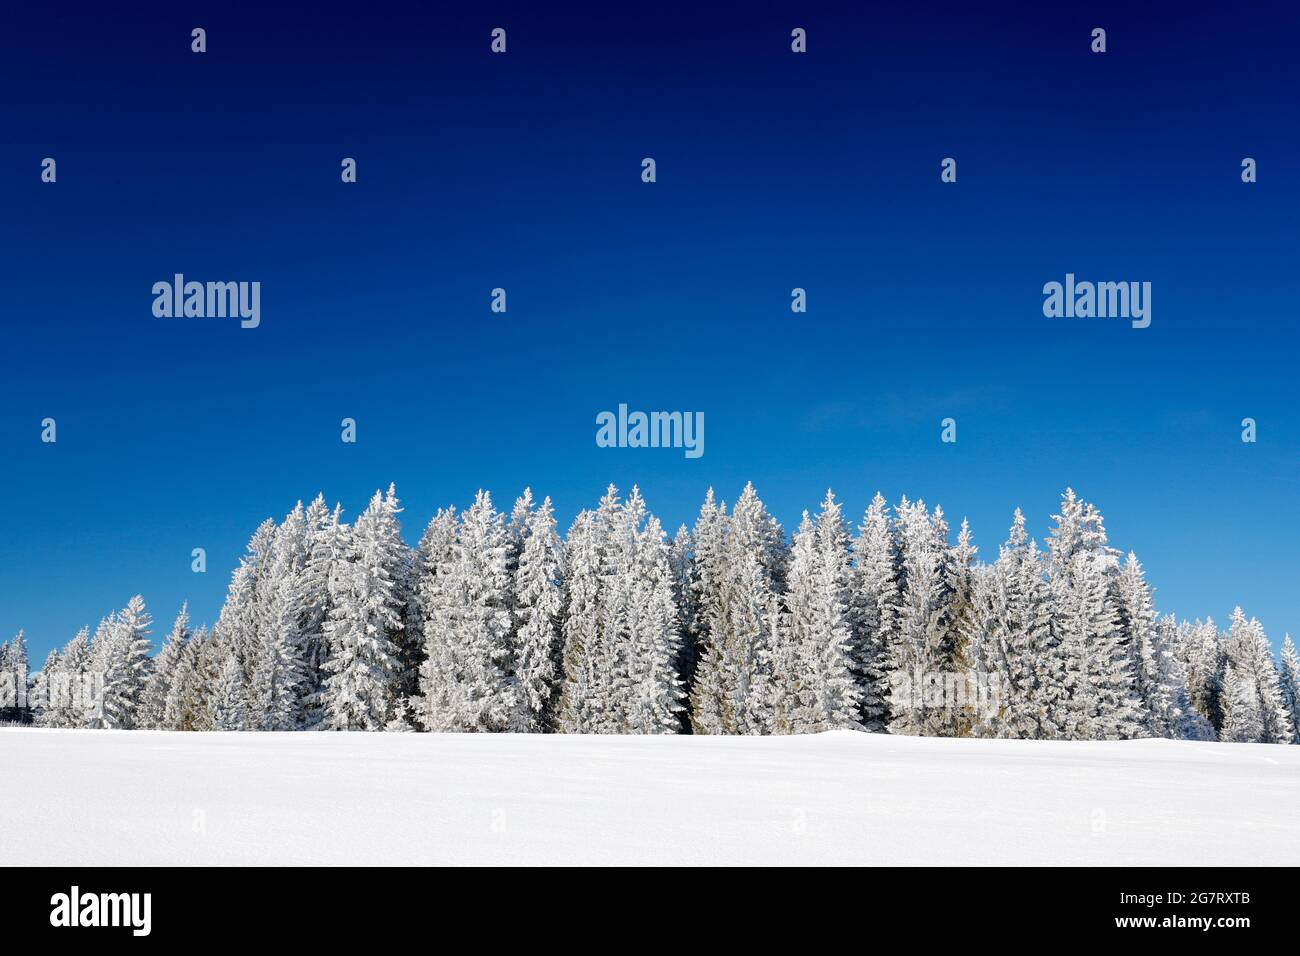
139,604,191,729
961,562,1003,736
1277,635,1300,744
965,511,1056,738
248,504,311,730
24,480,1297,744
1224,608,1290,743
8,630,28,706
603,489,691,738
887,498,961,735
378,498,418,716
555,510,604,733
163,627,208,731
322,486,408,731
507,487,535,563
223,519,279,689
1113,553,1176,736
946,517,980,735
585,484,635,734
94,597,153,730
620,502,687,733
212,641,250,731
253,622,309,731
668,525,696,703
31,649,60,726
683,489,728,699
774,494,861,734
418,491,519,732
298,498,347,727
850,492,900,731
691,483,784,735
557,487,684,733
410,506,458,729
1153,615,1215,740
1045,490,1143,740
1177,618,1225,736
189,628,221,731
513,495,565,731
252,501,343,731
1221,664,1263,743
0,632,30,722
47,627,92,729
0,638,8,719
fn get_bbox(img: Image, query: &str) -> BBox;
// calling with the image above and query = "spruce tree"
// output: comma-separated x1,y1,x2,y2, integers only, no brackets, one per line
411,506,458,729
94,597,153,730
513,496,565,731
139,604,191,729
418,491,519,732
1224,608,1290,743
7,631,28,718
947,517,980,735
691,483,784,735
49,627,92,728
212,642,250,731
225,518,279,689
1221,664,1264,743
1113,554,1167,735
1045,490,1143,740
620,502,687,733
556,487,684,733
774,494,861,734
299,498,347,727
888,498,960,735
322,486,408,731
684,489,728,700
555,510,604,733
587,485,632,734
163,627,207,731
1153,615,1215,740
248,504,311,730
0,632,27,722
507,488,534,564
1175,618,1224,736
668,525,696,701
190,628,223,731
965,511,1055,738
32,649,60,726
253,622,309,731
1276,635,1300,744
850,493,900,731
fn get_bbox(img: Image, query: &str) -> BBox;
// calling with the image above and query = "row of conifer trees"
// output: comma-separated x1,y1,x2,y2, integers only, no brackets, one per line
10,483,1299,743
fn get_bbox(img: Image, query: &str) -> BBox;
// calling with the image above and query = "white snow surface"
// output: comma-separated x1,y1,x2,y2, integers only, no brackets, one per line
2,728,1296,866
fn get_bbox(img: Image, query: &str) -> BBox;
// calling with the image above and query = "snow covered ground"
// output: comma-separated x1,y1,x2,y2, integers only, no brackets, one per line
2,728,1296,866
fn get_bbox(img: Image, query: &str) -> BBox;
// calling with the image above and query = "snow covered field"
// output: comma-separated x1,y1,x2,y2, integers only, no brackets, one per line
2,728,1296,866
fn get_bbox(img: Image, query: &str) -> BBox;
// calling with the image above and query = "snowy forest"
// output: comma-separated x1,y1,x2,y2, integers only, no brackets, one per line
4,483,1298,744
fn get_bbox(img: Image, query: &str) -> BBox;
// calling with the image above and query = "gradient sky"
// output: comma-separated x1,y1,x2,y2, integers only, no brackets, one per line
3,1,1298,663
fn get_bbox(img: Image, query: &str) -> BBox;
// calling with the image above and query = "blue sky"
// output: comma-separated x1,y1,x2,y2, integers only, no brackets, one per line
3,2,1298,662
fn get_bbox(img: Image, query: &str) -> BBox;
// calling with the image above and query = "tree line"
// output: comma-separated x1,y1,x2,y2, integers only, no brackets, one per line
7,483,1298,744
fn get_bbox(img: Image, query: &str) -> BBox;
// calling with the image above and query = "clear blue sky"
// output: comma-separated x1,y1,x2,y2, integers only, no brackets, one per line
3,2,1298,663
